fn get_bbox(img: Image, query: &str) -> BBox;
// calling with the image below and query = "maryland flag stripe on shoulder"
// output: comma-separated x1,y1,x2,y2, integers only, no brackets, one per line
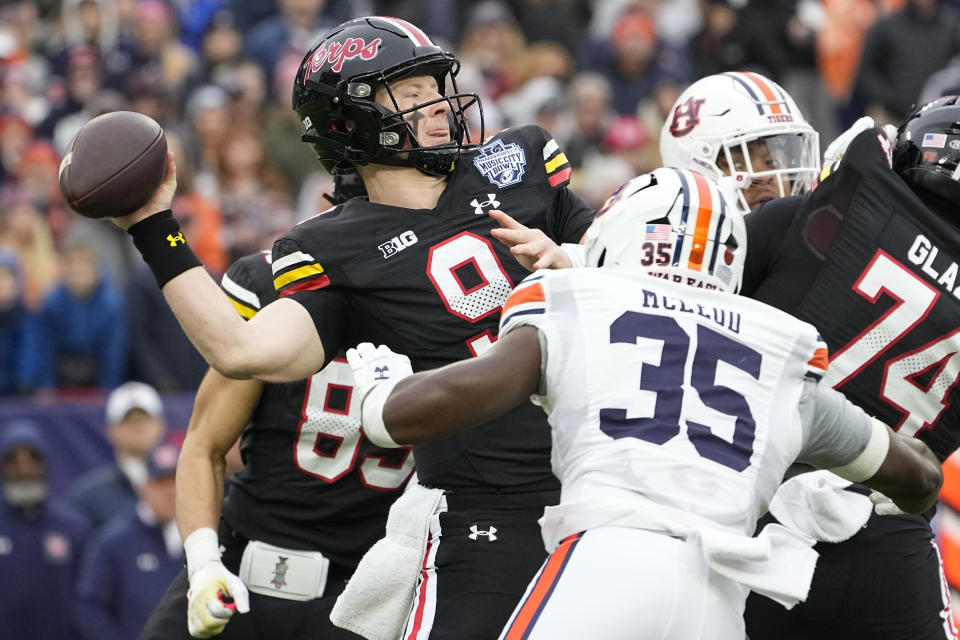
221,272,260,319
543,138,572,187
272,250,330,295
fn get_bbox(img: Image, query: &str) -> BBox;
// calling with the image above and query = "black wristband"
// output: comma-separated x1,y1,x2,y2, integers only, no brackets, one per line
127,210,202,288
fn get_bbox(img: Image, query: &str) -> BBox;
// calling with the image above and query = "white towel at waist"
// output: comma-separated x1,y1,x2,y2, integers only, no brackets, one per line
540,499,818,609
330,483,445,640
768,470,873,543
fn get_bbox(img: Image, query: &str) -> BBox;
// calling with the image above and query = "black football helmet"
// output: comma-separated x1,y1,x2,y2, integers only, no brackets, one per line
292,16,483,176
893,95,960,205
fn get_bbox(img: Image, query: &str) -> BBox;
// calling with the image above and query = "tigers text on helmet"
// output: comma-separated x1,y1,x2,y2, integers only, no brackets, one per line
584,167,747,293
660,72,820,211
292,16,484,176
893,95,960,208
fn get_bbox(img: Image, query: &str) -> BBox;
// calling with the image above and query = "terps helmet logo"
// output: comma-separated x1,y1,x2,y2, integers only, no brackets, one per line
308,37,383,75
669,97,706,138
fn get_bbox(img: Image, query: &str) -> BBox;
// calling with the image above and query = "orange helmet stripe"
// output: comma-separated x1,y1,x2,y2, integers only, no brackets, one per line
687,171,714,272
741,71,783,115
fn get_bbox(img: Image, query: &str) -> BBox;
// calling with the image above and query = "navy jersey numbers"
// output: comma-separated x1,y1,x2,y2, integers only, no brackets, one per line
599,311,762,472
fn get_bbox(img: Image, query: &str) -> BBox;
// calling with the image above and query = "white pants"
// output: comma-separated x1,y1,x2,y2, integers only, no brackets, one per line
498,526,747,640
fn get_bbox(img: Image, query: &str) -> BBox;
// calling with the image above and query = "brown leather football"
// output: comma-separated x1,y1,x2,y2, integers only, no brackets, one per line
59,111,167,218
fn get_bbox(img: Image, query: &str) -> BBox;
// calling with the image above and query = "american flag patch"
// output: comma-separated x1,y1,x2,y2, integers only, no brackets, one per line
645,224,672,242
923,133,947,148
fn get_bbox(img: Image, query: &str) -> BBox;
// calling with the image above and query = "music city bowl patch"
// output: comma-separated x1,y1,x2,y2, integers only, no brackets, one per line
473,139,526,188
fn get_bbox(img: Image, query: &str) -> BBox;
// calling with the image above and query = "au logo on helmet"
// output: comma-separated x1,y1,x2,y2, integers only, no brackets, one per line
308,37,382,74
669,97,705,138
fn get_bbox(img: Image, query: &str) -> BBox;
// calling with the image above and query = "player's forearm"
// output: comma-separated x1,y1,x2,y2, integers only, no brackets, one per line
866,435,943,514
383,327,542,443
176,443,226,540
160,267,256,376
176,370,263,539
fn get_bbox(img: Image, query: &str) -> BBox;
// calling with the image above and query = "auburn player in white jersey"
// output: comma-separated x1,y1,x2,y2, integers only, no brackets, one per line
344,167,942,640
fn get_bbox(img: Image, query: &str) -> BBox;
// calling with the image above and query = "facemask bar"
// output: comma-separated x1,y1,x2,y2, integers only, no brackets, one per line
718,131,820,209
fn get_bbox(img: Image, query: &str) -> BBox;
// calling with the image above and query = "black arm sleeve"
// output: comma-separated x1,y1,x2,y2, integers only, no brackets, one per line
286,289,350,371
740,195,802,296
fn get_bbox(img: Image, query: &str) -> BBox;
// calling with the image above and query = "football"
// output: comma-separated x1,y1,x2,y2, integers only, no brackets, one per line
59,110,168,219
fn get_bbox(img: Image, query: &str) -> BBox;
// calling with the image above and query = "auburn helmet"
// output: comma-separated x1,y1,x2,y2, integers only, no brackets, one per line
292,16,483,176
659,72,819,211
584,168,747,293
893,95,960,206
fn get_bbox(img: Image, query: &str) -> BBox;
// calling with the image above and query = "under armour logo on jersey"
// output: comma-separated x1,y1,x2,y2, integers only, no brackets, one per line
374,365,391,380
470,194,500,215
669,97,706,137
468,524,498,542
167,232,186,247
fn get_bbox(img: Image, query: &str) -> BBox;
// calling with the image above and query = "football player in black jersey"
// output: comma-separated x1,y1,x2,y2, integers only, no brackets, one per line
114,16,594,640
139,249,413,640
738,97,960,640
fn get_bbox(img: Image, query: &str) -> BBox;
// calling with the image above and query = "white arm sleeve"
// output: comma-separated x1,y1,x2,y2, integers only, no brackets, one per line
560,243,586,268
796,380,888,481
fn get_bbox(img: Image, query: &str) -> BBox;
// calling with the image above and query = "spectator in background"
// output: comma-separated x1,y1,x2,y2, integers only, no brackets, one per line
16,139,71,239
855,0,960,125
50,0,136,91
0,186,60,311
74,441,183,640
0,249,39,394
128,0,198,95
0,420,91,640
180,83,231,199
601,113,657,175
582,9,691,115
68,381,166,528
558,72,617,168
33,239,127,391
194,9,244,79
243,0,339,82
125,67,176,128
815,0,878,129
0,114,33,186
37,44,105,154
458,0,527,101
213,125,294,263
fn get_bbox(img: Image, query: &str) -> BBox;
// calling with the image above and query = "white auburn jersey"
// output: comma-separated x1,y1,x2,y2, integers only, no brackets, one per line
499,268,875,550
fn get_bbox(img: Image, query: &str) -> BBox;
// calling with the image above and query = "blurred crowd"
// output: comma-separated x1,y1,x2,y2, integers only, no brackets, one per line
2,0,960,398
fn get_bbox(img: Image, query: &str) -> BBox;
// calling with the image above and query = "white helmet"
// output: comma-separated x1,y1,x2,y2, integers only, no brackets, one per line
659,71,820,211
584,167,746,293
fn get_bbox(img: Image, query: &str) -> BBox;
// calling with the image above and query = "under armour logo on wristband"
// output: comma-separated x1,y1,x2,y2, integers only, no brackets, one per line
167,232,185,247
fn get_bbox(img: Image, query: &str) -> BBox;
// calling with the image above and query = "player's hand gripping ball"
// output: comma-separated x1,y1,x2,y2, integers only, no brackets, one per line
59,110,167,218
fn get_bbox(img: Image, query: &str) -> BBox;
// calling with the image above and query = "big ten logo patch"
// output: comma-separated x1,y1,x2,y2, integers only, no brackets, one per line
379,230,419,259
